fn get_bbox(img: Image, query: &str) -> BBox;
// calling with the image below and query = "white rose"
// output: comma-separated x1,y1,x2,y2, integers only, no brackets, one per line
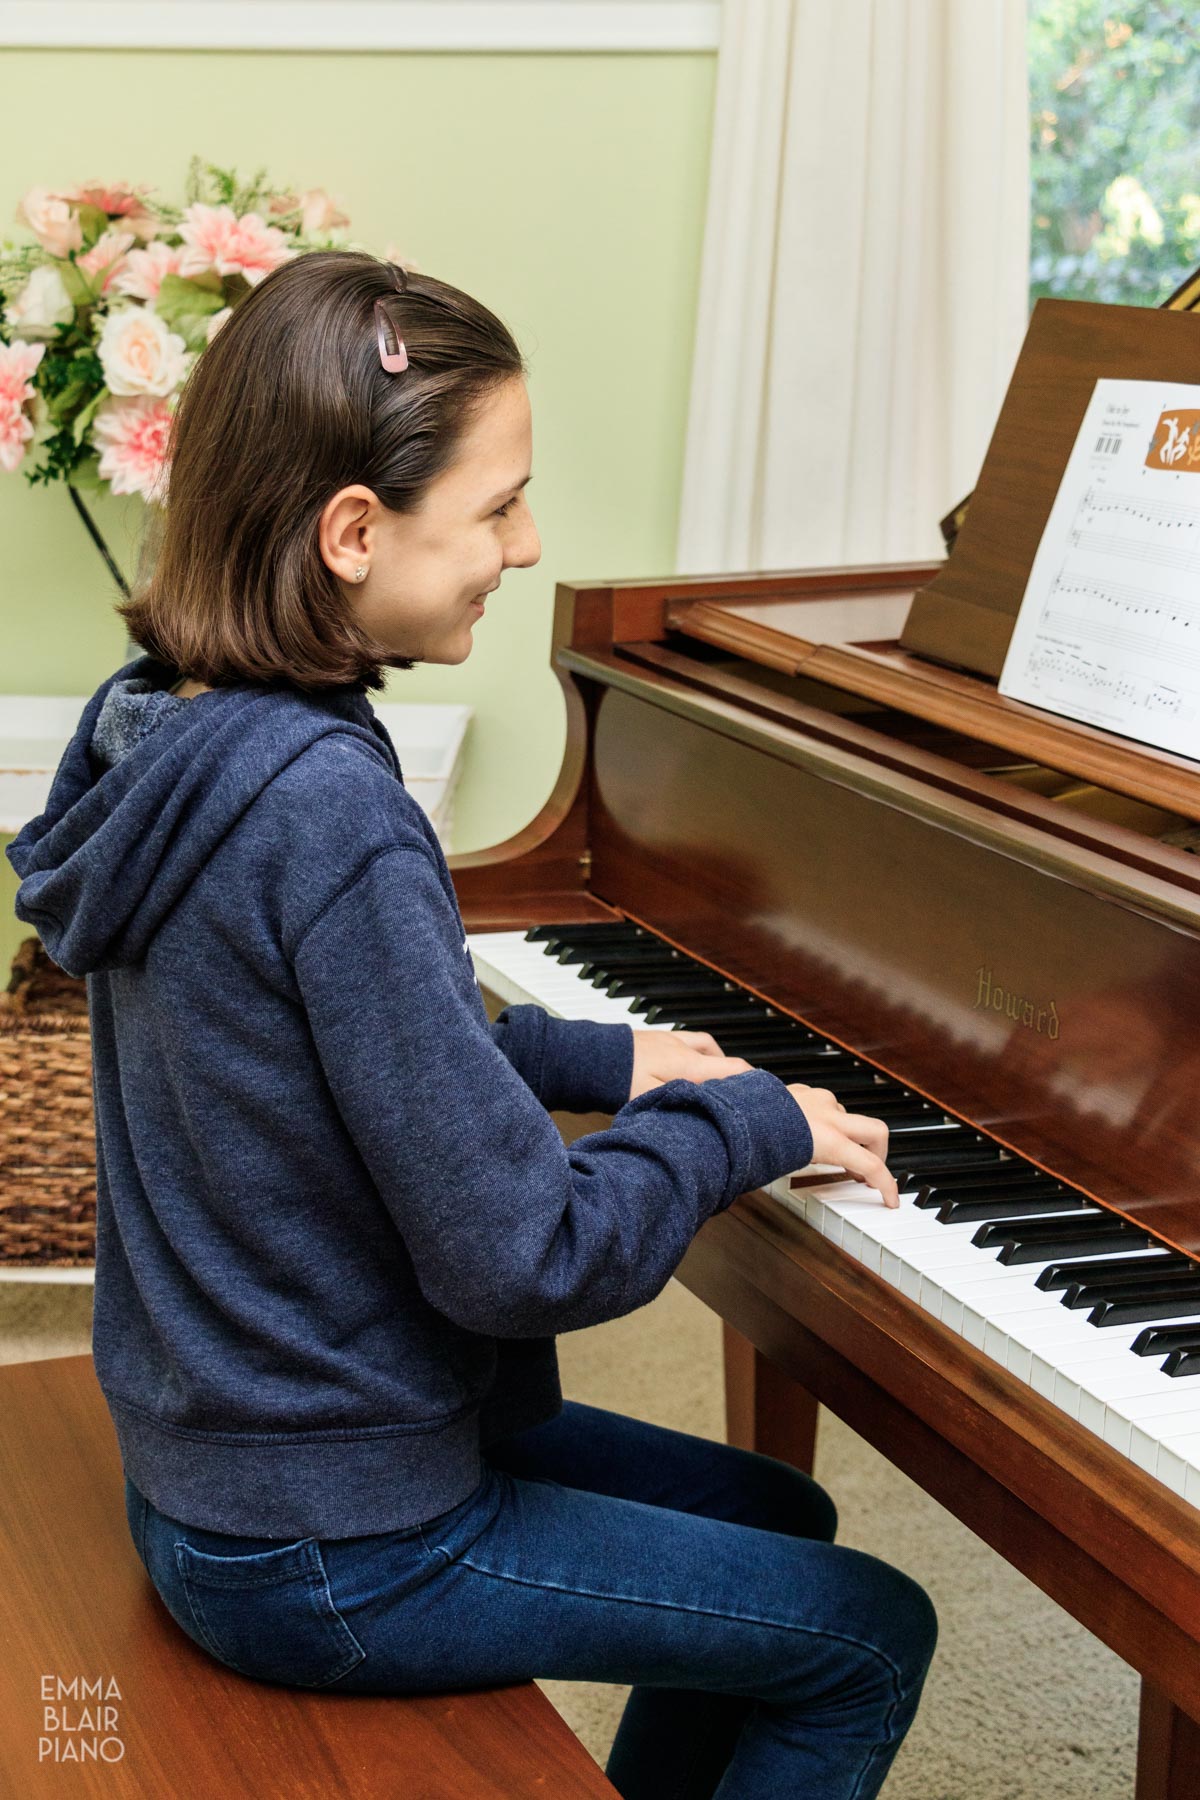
16,186,82,257
4,264,74,336
97,305,189,398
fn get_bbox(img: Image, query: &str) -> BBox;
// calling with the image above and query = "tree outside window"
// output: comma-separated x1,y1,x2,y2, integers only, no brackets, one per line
1030,1,1200,306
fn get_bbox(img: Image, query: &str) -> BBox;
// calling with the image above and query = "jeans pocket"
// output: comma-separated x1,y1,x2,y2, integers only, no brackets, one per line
173,1536,366,1688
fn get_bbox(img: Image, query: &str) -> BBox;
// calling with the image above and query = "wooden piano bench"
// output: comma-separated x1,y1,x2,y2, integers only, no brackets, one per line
0,1354,617,1799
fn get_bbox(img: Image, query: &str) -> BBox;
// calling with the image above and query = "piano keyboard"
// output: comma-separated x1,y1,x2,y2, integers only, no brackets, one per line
468,921,1200,1506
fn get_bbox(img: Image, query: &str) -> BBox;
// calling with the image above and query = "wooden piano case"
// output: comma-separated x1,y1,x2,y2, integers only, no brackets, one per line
452,560,1200,1796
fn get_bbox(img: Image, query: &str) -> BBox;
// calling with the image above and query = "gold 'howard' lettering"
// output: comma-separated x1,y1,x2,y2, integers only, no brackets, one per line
975,968,1060,1039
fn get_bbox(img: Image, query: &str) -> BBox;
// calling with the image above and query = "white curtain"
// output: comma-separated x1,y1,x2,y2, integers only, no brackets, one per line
676,0,1030,574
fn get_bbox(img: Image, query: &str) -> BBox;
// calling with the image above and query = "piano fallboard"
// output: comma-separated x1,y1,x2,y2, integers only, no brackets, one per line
562,649,1200,1255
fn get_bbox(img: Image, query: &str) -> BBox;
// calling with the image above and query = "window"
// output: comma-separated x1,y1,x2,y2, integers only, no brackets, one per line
1030,2,1200,306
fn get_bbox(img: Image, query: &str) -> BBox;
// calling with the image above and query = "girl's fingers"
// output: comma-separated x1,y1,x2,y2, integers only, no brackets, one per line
674,1030,723,1058
836,1138,899,1208
838,1110,890,1162
691,1056,752,1081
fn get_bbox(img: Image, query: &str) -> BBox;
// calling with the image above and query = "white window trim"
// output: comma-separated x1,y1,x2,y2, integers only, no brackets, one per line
0,1,721,52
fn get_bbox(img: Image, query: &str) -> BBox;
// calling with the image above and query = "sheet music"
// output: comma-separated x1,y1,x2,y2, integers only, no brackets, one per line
999,378,1200,760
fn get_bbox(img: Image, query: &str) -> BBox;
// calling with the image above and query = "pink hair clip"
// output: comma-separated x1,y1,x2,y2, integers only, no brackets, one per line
374,297,409,373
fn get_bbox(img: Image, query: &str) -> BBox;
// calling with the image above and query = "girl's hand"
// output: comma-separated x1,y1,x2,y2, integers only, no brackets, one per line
629,1029,752,1099
788,1085,898,1208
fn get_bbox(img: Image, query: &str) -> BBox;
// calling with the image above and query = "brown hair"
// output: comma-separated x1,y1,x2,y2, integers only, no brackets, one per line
118,250,526,691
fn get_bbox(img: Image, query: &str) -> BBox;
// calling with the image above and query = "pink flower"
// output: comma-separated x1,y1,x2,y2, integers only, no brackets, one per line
112,240,186,301
178,202,293,285
0,396,35,472
0,339,45,473
227,212,295,284
0,338,45,403
76,228,137,295
92,395,173,502
16,186,83,257
62,180,159,242
177,202,239,276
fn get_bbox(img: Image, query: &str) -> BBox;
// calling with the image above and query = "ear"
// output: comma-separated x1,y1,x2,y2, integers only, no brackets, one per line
318,484,379,584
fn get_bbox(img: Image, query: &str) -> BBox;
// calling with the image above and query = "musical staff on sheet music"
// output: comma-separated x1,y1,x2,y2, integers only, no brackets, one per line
1000,378,1200,760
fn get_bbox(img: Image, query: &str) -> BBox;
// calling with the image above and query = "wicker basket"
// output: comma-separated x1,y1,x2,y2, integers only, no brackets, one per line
0,939,95,1267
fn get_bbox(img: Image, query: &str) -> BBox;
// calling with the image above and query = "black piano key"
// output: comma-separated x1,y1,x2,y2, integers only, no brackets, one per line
997,1232,1147,1267
560,938,677,961
577,953,689,979
742,1045,859,1070
852,1089,932,1110
886,1126,985,1157
648,1003,778,1028
1163,1349,1200,1377
616,977,732,1004
992,1223,1149,1266
1036,1251,1185,1293
897,1155,1009,1188
1132,1322,1200,1357
975,1212,1132,1249
526,922,647,945
1089,1283,1200,1327
744,1036,859,1058
780,1069,893,1096
914,1164,1061,1196
897,1150,1008,1178
651,1008,784,1036
936,1191,1093,1226
1061,1264,1200,1309
662,1022,791,1051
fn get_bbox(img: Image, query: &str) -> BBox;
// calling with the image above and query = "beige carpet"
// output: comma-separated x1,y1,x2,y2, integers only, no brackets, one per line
0,1276,1139,1797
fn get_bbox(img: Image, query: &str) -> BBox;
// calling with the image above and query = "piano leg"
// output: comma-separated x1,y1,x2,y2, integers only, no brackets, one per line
1136,1683,1200,1799
723,1322,819,1474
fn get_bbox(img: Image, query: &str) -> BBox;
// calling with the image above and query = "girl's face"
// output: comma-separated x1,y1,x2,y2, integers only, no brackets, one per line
319,375,540,665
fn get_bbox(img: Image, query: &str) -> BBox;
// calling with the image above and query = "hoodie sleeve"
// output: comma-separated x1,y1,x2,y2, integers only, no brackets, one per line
292,845,813,1339
487,1006,634,1115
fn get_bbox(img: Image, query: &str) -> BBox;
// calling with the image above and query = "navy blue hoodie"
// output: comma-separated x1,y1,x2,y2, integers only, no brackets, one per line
6,657,814,1538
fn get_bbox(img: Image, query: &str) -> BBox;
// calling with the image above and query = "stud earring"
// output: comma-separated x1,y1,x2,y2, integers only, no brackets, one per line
354,565,368,582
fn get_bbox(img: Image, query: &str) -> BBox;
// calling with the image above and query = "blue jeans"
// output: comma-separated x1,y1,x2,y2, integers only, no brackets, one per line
125,1400,936,1799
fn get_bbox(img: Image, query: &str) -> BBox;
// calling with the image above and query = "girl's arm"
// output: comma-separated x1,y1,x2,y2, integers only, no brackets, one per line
486,1004,634,1114
292,843,813,1339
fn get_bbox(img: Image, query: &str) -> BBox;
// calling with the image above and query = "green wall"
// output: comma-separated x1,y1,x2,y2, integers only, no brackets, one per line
0,47,716,970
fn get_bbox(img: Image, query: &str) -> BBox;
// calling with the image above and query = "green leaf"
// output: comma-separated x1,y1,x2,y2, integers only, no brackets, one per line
75,204,108,246
59,259,95,308
71,388,108,446
154,273,225,334
186,267,224,297
68,452,103,491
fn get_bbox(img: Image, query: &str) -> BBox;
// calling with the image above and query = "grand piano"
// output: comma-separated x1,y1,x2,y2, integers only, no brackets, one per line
451,295,1200,1795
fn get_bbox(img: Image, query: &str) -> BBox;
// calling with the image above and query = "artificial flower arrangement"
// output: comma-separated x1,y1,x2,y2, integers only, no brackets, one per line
0,159,364,592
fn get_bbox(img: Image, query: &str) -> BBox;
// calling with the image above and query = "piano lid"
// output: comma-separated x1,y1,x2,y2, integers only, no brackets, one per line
665,568,1200,822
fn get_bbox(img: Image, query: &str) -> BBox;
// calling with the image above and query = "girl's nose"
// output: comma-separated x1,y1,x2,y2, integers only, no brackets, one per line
507,513,541,570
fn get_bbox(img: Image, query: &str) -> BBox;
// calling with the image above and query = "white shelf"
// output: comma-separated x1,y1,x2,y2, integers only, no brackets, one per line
0,694,472,849
0,1265,95,1284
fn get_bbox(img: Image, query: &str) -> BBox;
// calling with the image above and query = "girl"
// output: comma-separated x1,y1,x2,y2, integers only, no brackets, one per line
8,251,935,1799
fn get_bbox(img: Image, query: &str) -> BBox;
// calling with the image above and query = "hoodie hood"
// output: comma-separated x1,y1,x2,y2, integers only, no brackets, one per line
5,655,401,977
